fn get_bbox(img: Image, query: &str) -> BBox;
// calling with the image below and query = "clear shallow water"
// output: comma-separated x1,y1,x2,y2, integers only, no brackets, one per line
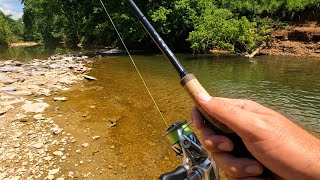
91,54,320,135
180,54,320,135
1,47,319,178
62,53,319,179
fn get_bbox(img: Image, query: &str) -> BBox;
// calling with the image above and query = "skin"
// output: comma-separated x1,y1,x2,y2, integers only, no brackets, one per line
191,93,320,180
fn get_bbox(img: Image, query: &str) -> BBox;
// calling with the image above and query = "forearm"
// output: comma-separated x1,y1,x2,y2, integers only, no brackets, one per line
261,127,320,180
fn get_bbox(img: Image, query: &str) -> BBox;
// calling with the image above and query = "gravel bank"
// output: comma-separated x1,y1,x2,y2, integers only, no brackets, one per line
0,55,93,179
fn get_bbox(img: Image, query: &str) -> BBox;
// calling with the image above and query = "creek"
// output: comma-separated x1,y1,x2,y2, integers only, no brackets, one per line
1,47,319,179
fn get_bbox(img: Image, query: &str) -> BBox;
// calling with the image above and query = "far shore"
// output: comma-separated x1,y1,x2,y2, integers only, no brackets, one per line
9,42,40,48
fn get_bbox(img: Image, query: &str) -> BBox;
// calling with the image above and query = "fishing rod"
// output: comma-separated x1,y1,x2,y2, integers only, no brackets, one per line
126,0,271,180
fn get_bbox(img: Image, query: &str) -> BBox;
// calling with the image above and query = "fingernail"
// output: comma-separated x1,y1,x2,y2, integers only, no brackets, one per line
217,142,231,151
198,93,212,102
245,165,261,174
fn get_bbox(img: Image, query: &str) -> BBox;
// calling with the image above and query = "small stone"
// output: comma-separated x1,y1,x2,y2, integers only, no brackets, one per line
53,151,64,156
83,75,96,80
46,174,54,180
81,143,89,148
92,136,100,140
119,162,127,168
33,114,45,121
44,156,53,161
33,143,44,149
13,143,21,148
68,171,74,177
53,97,67,101
10,176,20,180
48,168,59,175
51,127,62,135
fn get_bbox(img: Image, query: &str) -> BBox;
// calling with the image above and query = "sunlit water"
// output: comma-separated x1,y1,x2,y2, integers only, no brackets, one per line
60,54,318,179
89,54,320,135
1,48,319,179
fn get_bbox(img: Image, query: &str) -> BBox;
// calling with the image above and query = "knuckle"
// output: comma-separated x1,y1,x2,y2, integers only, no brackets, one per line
224,165,244,177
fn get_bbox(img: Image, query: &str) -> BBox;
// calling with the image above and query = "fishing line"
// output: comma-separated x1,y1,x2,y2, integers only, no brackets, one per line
99,0,168,127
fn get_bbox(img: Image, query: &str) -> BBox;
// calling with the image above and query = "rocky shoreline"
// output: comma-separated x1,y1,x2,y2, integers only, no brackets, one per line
0,55,93,180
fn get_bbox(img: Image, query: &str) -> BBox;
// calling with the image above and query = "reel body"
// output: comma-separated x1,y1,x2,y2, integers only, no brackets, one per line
160,121,219,180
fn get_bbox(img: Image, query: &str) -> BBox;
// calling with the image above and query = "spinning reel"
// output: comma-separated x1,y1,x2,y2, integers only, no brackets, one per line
160,121,219,180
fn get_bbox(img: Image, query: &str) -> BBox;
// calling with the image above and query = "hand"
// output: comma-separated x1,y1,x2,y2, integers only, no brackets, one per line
191,93,320,180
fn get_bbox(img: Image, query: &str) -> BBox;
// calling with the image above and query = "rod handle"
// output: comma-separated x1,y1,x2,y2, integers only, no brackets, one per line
180,73,271,179
180,74,232,133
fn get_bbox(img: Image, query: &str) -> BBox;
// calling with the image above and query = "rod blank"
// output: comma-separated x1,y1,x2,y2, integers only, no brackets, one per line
126,0,188,78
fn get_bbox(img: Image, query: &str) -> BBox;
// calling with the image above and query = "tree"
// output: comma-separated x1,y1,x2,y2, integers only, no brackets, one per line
0,11,16,47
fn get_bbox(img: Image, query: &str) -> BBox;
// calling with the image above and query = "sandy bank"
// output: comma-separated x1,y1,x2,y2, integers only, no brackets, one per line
9,42,40,48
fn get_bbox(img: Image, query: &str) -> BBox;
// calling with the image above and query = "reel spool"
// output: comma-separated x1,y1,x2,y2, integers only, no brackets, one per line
160,121,219,180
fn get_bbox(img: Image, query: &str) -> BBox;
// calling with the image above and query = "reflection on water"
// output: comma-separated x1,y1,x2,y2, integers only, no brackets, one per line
0,45,79,61
185,54,320,134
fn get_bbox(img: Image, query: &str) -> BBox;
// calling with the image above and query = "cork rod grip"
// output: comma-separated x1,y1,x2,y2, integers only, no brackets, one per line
180,74,232,133
180,74,271,178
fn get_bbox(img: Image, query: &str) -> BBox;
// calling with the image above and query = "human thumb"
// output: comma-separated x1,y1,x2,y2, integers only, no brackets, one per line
196,93,255,135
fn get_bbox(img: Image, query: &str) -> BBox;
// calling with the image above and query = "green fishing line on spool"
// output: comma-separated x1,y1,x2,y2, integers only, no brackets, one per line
166,121,192,145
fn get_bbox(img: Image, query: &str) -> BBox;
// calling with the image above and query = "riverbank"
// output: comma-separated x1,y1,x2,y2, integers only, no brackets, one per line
209,22,320,59
0,55,93,179
261,22,320,58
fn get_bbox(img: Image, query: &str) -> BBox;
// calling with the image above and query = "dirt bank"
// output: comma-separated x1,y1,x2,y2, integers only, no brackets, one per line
261,22,320,58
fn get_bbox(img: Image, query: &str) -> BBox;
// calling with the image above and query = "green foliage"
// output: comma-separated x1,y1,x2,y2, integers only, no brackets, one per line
0,11,24,47
0,12,12,47
21,0,319,53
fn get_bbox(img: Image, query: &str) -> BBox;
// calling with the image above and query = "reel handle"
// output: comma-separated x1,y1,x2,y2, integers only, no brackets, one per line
159,166,188,180
180,73,271,179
